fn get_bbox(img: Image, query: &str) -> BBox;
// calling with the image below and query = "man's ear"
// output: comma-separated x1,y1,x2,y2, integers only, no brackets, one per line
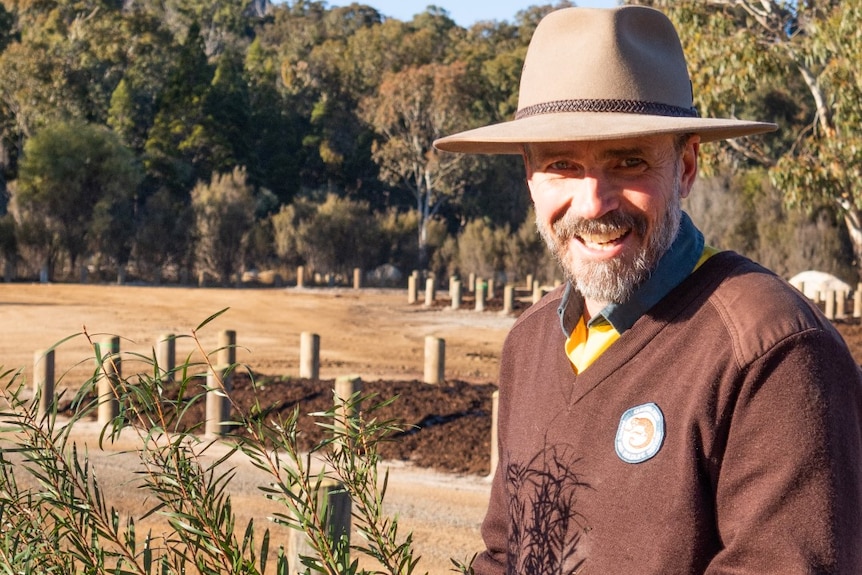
679,136,700,199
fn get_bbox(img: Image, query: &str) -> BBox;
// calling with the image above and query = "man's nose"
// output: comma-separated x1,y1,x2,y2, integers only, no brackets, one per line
568,174,619,220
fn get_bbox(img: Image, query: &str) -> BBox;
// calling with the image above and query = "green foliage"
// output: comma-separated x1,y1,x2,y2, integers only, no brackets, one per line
11,120,141,278
0,0,855,282
192,166,256,285
0,316,477,574
684,172,854,281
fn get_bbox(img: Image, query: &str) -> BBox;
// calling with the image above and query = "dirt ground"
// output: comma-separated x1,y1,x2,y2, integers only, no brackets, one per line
0,281,522,573
3,282,862,573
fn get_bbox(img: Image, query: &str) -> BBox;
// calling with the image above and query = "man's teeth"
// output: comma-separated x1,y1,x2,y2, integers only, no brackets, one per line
580,229,628,246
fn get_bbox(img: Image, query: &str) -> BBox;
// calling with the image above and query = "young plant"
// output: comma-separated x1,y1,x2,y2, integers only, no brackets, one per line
0,312,477,575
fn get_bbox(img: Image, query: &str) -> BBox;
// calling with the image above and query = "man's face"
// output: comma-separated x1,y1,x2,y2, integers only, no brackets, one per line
525,134,699,306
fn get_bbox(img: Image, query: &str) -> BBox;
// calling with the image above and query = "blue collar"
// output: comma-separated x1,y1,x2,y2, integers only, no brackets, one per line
557,212,705,335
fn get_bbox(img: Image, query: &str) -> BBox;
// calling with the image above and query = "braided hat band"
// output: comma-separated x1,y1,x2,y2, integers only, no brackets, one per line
515,99,700,121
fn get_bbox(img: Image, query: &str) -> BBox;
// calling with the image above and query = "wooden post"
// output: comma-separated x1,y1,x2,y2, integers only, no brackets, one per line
407,274,418,304
98,337,121,425
300,332,320,380
503,285,515,315
424,336,445,384
824,290,836,320
33,349,55,422
296,265,305,288
287,479,351,573
424,277,436,306
468,272,476,293
205,365,232,437
157,333,176,384
475,278,486,312
525,274,534,291
854,287,862,319
335,375,363,440
217,330,236,368
451,279,462,310
353,267,362,289
532,281,543,304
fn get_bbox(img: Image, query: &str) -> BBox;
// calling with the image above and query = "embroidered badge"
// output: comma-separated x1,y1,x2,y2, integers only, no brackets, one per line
615,403,665,464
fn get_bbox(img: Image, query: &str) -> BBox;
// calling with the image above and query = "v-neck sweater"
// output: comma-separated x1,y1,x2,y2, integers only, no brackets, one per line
474,250,862,574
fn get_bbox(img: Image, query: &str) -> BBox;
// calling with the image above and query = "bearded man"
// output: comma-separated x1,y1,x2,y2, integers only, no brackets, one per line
435,6,862,574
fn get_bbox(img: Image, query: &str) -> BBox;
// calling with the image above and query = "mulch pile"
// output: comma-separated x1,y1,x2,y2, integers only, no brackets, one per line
60,320,862,478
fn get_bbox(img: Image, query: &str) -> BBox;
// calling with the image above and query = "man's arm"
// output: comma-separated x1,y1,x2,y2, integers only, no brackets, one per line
707,329,862,573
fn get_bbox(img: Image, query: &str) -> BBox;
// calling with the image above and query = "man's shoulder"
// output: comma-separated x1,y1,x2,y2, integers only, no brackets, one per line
694,251,846,364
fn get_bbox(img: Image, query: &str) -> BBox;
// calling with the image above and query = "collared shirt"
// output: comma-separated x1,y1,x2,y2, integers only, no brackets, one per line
558,212,715,372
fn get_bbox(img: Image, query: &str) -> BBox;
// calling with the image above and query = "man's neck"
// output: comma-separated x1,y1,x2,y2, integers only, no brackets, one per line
583,298,609,323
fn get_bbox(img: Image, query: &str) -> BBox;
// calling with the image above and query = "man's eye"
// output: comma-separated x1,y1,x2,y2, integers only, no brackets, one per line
621,158,645,168
548,161,573,170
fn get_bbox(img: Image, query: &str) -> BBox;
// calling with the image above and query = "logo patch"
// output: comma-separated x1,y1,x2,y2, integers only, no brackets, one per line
615,403,665,464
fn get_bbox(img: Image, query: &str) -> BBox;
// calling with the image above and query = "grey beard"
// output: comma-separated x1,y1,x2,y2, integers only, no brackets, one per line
537,196,682,304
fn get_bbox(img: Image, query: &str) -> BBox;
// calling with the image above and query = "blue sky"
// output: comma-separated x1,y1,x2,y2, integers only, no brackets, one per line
325,1,620,28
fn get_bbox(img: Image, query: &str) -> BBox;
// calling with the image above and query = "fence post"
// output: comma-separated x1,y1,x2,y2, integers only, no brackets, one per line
300,332,321,380
407,274,418,304
98,337,121,425
335,375,363,441
451,279,462,310
424,336,445,384
156,333,176,384
353,268,362,289
424,277,436,306
824,290,836,320
854,286,862,319
205,365,232,437
33,349,55,422
296,265,305,288
532,281,543,304
286,479,351,574
475,278,486,312
217,330,236,368
503,285,515,315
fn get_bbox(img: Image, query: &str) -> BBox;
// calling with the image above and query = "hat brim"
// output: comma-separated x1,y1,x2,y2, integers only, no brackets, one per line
433,112,778,154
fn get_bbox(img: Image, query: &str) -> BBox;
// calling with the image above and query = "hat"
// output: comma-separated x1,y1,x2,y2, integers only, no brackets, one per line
433,6,777,155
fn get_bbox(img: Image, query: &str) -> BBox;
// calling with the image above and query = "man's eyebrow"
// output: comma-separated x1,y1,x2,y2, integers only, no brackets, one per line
599,146,646,159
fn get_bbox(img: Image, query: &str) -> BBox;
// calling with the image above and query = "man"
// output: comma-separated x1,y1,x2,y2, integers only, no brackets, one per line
434,6,862,574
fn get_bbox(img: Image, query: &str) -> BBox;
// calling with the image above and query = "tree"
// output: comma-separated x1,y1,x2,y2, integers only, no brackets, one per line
648,1,862,276
12,121,140,279
359,61,477,268
191,166,256,285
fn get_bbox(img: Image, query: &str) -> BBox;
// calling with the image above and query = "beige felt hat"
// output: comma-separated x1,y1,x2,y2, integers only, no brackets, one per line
434,6,777,155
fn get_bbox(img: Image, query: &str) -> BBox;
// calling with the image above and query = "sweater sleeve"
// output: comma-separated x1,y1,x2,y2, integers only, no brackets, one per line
706,329,862,573
471,465,508,574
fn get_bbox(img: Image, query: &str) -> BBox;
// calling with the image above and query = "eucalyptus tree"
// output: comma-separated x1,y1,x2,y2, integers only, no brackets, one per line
12,121,140,279
646,1,862,276
359,61,477,267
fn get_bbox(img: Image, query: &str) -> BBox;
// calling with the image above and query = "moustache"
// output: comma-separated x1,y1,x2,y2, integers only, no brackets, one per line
552,210,649,242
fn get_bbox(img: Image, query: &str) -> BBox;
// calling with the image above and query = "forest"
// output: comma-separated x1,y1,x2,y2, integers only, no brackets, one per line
0,0,858,287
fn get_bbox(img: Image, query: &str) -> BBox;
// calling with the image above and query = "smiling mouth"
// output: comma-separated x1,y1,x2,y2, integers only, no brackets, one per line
578,228,630,249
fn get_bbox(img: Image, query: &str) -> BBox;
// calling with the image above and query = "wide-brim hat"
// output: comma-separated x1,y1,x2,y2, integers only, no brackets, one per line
434,6,777,155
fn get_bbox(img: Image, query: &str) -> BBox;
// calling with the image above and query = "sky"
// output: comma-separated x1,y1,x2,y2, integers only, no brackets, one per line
325,1,619,28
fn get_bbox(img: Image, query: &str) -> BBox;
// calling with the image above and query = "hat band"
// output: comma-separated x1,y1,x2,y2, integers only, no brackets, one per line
515,99,699,120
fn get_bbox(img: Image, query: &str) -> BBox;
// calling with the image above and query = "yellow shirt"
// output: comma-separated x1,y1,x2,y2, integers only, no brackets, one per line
566,245,720,373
